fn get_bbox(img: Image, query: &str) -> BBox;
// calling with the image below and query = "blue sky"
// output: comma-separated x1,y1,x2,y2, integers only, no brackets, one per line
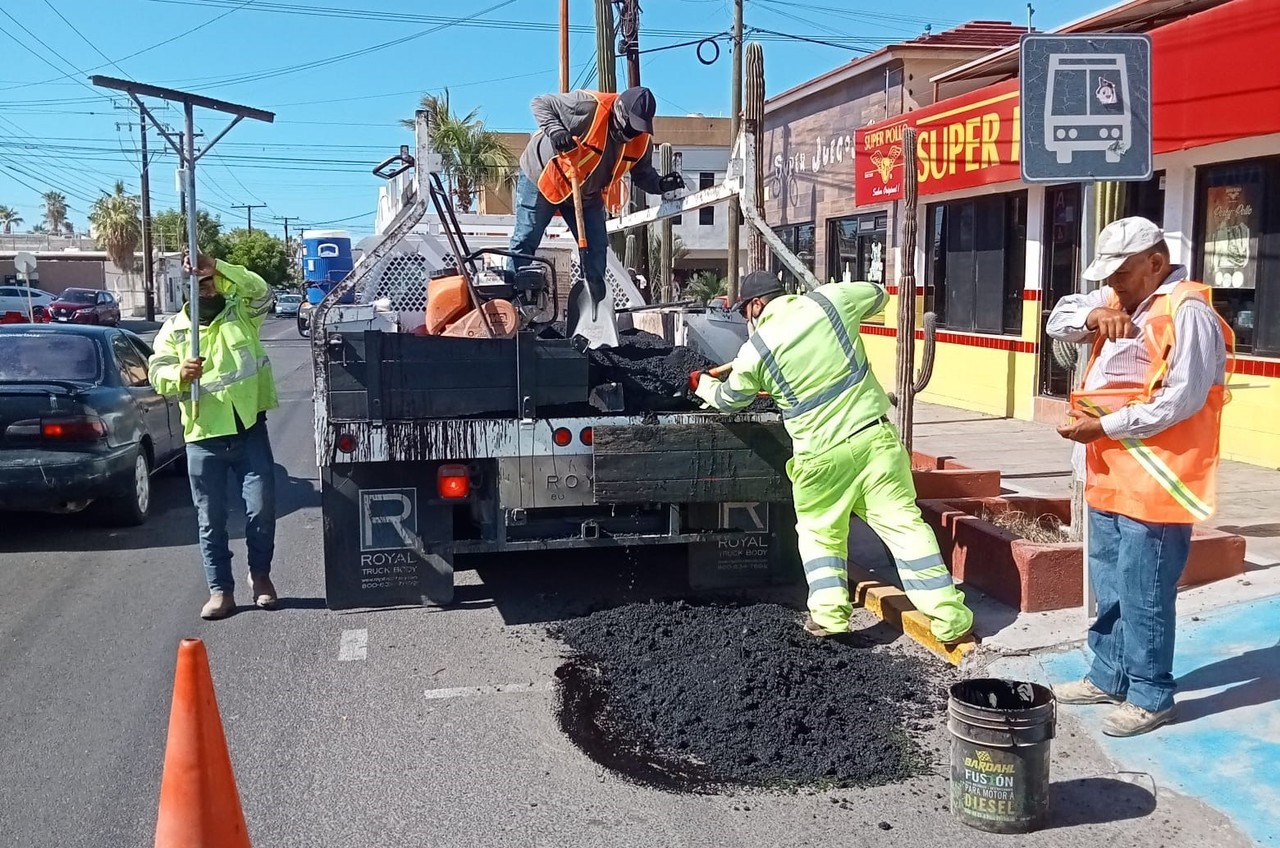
0,0,1102,240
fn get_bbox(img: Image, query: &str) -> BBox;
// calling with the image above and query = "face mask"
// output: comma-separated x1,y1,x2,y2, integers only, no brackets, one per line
188,293,226,325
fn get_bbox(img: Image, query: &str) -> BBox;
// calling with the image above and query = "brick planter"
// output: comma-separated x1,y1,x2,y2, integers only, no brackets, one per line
911,452,1002,500
919,496,1247,612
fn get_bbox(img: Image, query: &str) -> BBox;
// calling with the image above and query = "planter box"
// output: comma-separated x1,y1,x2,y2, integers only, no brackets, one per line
911,451,1002,500
919,496,1247,612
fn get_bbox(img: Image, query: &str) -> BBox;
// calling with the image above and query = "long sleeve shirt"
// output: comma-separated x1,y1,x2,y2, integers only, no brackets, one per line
1045,265,1226,442
518,90,663,200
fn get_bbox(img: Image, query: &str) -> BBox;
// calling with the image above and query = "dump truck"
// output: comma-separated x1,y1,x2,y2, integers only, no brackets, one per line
312,110,823,610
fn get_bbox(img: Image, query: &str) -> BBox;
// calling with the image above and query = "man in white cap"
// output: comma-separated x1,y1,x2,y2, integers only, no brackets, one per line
1046,217,1233,736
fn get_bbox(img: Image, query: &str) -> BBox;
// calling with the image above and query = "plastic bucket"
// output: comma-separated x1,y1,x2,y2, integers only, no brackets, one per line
948,678,1056,834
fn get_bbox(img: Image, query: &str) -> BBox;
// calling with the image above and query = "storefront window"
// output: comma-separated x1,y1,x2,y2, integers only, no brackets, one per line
771,223,815,293
827,214,889,324
1194,157,1279,356
924,191,1028,336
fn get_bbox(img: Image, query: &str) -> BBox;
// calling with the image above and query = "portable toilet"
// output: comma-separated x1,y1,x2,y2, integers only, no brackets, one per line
302,229,355,304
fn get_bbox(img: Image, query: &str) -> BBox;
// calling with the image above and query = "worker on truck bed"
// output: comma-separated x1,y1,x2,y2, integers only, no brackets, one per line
1047,217,1231,737
690,271,974,644
148,253,280,621
511,86,685,340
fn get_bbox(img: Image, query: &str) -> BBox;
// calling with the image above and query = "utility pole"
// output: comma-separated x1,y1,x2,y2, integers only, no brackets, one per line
138,108,156,320
275,215,301,286
560,0,570,92
726,0,744,303
232,203,268,233
619,0,642,88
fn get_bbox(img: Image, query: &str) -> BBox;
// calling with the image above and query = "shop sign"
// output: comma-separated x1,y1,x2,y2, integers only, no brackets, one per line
1202,182,1260,290
854,120,908,203
856,79,1024,203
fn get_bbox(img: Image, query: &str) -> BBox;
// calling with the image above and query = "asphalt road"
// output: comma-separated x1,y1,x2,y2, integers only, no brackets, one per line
0,317,1252,847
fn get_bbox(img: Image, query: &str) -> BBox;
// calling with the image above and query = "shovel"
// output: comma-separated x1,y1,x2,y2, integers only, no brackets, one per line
564,167,619,350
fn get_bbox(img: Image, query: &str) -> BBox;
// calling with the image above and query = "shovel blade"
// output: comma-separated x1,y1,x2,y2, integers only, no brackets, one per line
566,279,620,350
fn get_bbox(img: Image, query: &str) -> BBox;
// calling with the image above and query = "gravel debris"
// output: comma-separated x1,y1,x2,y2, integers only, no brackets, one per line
551,601,945,793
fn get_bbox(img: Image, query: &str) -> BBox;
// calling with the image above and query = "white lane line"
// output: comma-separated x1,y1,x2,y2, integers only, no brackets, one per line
338,628,368,661
424,682,553,700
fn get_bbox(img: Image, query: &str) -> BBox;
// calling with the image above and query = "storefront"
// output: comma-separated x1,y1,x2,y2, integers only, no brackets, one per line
852,0,1280,467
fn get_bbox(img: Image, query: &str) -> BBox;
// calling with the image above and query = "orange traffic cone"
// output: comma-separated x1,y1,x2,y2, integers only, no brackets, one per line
154,638,251,848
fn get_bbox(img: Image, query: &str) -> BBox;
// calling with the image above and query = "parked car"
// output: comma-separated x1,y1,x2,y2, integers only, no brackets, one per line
0,285,56,319
274,293,303,318
47,288,121,326
0,325,185,525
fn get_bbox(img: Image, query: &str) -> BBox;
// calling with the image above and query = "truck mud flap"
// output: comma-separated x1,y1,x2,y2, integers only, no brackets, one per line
687,502,801,590
321,464,455,610
592,420,792,504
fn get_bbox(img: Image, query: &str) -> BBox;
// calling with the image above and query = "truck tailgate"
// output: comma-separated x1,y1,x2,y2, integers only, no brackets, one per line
592,417,792,503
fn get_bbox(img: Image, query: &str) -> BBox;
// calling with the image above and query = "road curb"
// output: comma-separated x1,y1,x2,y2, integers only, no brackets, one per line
847,561,977,665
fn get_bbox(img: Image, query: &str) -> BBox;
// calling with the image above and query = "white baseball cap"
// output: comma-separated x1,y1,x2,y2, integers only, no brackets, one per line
1082,216,1166,282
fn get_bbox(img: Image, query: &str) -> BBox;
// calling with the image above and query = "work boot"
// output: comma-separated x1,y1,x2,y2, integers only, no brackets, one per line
200,592,235,620
1102,702,1175,737
1053,678,1124,705
803,615,844,638
250,573,279,610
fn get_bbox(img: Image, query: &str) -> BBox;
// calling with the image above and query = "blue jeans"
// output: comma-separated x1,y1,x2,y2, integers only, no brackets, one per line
1086,507,1192,712
186,421,277,593
509,172,609,304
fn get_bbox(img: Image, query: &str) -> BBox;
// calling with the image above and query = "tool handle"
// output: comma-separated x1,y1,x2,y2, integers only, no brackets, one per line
708,363,733,378
568,170,588,250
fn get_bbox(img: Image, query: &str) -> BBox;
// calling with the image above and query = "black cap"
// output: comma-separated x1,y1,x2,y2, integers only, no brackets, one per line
731,271,785,313
618,86,656,135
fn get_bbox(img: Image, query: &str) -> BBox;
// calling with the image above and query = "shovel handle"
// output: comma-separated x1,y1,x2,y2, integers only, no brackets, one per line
568,169,588,251
708,363,733,378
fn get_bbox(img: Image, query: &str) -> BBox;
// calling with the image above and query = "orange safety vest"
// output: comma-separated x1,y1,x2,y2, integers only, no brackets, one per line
1070,280,1234,524
535,91,652,216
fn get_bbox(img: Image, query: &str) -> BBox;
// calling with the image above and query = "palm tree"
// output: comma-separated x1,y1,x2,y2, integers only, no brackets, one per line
89,181,141,273
62,221,75,237
403,89,514,213
0,205,22,234
42,191,68,233
684,271,728,304
29,223,48,234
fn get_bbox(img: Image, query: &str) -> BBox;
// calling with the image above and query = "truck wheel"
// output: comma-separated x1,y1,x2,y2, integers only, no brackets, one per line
100,449,152,527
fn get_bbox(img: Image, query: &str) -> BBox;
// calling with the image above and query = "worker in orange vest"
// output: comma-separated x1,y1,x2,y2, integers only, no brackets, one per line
510,86,686,347
1047,217,1233,737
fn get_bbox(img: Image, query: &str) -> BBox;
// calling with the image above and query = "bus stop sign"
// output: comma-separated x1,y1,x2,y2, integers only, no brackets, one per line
1019,33,1152,183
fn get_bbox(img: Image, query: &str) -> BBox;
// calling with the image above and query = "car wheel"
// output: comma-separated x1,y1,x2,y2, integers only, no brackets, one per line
101,449,152,527
297,316,310,337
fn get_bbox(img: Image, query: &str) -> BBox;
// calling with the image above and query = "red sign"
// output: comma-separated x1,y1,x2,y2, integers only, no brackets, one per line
857,78,1023,203
854,120,908,203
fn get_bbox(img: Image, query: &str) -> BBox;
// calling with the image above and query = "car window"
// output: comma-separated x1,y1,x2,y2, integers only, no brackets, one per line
60,290,98,304
125,333,154,359
0,334,101,382
0,288,15,297
112,334,149,386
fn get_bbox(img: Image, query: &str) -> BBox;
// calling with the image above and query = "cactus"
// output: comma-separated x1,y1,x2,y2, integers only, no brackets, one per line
893,127,935,452
744,42,766,273
595,0,617,93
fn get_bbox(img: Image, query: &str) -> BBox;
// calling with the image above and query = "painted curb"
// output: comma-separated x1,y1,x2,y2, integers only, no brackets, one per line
847,561,978,665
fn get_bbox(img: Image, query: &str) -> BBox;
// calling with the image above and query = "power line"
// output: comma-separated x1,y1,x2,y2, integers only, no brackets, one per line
0,8,109,99
39,0,130,76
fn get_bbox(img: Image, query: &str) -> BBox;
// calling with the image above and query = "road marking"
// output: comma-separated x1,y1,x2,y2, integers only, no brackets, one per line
424,682,553,700
338,628,368,661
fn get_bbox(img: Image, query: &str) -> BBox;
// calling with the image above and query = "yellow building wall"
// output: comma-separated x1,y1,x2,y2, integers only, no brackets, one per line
1219,371,1280,467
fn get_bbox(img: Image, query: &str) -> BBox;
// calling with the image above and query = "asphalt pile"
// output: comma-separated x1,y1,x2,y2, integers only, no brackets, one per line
551,601,944,792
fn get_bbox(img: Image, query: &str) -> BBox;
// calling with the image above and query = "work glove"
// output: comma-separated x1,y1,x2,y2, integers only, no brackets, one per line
688,370,709,391
658,172,687,194
549,128,576,154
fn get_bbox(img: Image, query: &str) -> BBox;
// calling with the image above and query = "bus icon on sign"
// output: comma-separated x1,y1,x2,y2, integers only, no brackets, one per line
1044,54,1131,164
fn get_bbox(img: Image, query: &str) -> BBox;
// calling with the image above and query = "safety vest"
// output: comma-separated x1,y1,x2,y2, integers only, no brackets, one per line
535,91,652,216
148,262,278,442
1071,280,1233,524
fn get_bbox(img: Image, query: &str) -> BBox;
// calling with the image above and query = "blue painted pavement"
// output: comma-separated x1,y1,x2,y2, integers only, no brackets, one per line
991,594,1280,847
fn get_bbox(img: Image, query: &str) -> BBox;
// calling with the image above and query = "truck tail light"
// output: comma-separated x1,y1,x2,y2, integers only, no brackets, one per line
41,416,107,441
579,427,593,446
335,432,357,454
437,464,470,499
552,427,572,447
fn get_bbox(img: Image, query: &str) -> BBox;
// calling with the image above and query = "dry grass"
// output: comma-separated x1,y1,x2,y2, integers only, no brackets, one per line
981,509,1070,544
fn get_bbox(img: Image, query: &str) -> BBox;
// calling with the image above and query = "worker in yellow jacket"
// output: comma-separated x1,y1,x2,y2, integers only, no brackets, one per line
149,254,279,620
692,271,973,643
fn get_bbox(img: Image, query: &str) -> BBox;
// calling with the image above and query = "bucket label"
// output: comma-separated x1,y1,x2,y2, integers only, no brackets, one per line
956,749,1023,820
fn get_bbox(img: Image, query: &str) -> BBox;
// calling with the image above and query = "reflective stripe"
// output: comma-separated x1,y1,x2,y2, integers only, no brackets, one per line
803,555,847,577
868,285,889,316
1076,397,1213,521
714,381,756,408
783,359,869,419
194,354,270,396
899,571,956,592
806,290,857,367
750,332,800,407
769,288,871,420
807,574,849,596
148,353,179,383
899,553,946,571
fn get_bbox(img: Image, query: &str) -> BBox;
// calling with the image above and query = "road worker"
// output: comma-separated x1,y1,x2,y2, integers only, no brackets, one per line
1048,217,1232,737
510,85,686,347
690,271,974,643
148,253,280,620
